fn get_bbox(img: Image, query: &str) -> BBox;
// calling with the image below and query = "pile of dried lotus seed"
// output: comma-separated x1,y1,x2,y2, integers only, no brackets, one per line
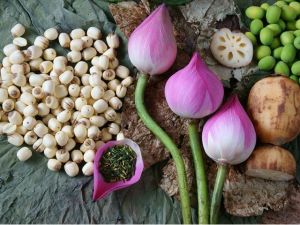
0,23,133,177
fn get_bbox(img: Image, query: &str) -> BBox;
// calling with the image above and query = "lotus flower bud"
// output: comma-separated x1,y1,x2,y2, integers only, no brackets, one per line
202,96,256,165
165,53,224,118
128,4,177,75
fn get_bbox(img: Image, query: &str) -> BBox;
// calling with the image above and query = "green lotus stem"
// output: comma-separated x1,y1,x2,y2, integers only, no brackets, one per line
135,73,192,224
188,121,209,224
210,164,228,224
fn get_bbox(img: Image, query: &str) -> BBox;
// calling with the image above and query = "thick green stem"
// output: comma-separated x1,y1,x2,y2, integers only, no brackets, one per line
135,74,192,224
210,164,228,224
188,121,209,224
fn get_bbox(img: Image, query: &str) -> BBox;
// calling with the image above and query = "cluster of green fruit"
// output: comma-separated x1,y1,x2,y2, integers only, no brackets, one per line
245,0,300,84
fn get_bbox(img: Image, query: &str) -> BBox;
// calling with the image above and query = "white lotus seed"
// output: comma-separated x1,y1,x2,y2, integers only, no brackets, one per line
34,36,49,49
47,158,62,171
44,27,58,40
64,161,79,177
58,33,71,48
11,23,25,37
17,147,32,161
83,149,95,163
71,150,83,163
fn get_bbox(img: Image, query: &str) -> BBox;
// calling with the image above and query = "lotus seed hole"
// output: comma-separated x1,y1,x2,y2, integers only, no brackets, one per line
240,43,246,47
228,52,233,60
237,50,245,58
220,36,226,42
218,45,226,51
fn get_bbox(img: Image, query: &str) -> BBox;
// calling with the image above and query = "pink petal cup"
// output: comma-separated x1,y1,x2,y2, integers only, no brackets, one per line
93,139,144,201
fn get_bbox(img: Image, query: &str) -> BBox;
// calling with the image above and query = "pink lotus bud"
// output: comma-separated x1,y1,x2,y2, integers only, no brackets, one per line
128,4,177,75
202,95,256,165
165,52,224,118
93,139,144,200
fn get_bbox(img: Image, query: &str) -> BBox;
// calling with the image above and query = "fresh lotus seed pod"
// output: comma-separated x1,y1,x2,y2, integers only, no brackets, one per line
47,159,62,172
64,161,79,177
11,23,25,37
210,28,253,68
44,27,58,40
17,147,32,161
